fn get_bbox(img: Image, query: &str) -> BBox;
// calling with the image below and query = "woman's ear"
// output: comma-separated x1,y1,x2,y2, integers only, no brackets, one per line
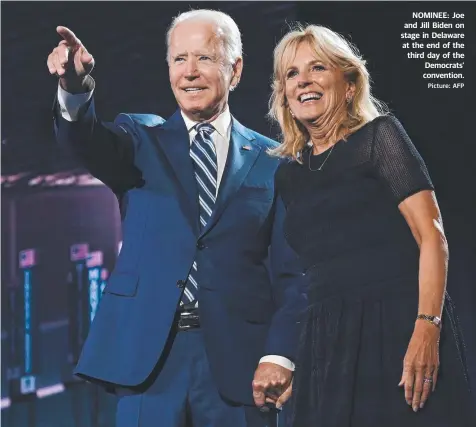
347,81,356,98
345,82,356,104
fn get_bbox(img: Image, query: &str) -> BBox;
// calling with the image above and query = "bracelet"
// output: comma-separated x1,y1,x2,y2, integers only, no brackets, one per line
416,314,441,328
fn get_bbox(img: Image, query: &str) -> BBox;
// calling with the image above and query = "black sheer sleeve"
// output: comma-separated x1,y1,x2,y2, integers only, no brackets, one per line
371,116,434,203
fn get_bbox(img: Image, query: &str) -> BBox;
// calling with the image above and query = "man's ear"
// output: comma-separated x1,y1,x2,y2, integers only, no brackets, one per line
230,57,243,90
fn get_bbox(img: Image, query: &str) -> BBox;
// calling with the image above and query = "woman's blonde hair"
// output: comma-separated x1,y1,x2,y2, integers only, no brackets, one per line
268,24,388,161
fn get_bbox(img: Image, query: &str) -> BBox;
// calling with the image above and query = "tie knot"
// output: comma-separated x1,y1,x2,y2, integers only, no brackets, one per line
195,123,215,136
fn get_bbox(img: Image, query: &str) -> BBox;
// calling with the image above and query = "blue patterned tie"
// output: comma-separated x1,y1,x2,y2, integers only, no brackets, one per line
182,123,217,306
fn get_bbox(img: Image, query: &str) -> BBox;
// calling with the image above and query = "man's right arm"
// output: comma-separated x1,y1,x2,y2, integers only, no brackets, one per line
49,27,142,193
53,77,142,194
57,77,93,122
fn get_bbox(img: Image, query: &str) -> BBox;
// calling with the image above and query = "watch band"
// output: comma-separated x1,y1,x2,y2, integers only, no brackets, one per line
417,314,442,328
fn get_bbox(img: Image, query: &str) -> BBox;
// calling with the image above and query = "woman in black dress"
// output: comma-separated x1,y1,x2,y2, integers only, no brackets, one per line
268,24,474,426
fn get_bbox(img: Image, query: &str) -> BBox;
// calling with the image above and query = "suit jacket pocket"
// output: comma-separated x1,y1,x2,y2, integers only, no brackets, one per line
104,272,139,297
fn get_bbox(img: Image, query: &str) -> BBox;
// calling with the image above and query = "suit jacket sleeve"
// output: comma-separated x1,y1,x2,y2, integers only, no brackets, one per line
265,189,308,362
53,88,143,194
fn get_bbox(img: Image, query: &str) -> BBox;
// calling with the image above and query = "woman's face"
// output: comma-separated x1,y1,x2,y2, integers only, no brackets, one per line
284,41,351,125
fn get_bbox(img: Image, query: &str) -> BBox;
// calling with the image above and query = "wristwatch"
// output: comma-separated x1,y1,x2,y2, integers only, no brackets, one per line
417,314,442,328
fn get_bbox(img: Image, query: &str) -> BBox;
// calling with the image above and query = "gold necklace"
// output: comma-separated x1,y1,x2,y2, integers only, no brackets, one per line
308,144,335,171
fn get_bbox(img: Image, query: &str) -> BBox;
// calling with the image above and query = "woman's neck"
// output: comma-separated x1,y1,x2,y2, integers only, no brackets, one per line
309,125,348,154
306,105,348,154
309,136,333,154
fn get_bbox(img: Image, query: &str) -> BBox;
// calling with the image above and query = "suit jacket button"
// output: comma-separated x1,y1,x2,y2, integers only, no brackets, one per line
196,241,205,250
176,280,185,289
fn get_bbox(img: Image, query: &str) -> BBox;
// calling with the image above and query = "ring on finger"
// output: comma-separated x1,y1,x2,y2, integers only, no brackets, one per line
423,377,433,384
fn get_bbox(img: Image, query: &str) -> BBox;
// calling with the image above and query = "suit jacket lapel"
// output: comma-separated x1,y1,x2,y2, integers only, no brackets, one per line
154,109,199,234
200,117,261,237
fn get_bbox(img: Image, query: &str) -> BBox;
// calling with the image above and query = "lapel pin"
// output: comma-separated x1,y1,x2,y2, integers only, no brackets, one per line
241,145,252,151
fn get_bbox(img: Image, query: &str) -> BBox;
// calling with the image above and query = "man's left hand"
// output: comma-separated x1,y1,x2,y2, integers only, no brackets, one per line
252,362,293,409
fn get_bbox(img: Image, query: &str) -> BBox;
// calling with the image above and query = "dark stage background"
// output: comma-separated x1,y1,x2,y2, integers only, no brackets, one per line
1,2,475,426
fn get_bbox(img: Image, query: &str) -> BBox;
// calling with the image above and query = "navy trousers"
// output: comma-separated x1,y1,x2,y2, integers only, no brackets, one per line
115,329,283,427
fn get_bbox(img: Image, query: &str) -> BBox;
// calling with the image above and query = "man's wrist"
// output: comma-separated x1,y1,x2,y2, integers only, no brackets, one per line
259,355,295,371
59,75,94,94
57,77,94,122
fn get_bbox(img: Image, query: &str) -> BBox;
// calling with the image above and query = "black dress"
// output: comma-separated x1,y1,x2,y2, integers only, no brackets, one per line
275,116,474,427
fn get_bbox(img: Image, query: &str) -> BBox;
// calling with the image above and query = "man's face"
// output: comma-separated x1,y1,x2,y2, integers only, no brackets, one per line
168,20,242,122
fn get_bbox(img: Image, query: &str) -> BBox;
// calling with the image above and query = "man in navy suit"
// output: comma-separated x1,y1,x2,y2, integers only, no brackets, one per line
47,9,306,427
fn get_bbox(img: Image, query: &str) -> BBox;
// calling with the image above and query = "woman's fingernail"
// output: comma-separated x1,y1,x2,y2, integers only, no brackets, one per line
413,406,418,412
420,402,424,409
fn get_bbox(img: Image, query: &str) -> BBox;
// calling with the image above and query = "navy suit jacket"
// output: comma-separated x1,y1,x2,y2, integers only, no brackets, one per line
53,97,307,404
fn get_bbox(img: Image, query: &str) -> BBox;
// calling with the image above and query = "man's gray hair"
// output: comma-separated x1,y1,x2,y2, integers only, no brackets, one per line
166,9,243,65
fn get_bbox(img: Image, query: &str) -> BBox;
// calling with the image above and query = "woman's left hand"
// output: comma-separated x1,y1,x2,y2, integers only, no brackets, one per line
399,320,440,412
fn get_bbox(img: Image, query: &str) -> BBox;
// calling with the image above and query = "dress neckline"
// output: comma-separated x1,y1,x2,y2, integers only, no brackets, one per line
309,139,343,157
307,118,377,158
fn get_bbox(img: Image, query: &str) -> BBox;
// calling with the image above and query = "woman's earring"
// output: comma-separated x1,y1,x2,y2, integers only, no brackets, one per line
346,93,353,104
290,109,295,118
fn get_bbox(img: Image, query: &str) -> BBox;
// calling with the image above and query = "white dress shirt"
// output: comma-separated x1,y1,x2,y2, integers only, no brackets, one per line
56,82,295,371
180,107,231,194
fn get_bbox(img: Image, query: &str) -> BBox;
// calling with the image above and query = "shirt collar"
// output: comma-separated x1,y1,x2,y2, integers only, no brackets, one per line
181,105,231,139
